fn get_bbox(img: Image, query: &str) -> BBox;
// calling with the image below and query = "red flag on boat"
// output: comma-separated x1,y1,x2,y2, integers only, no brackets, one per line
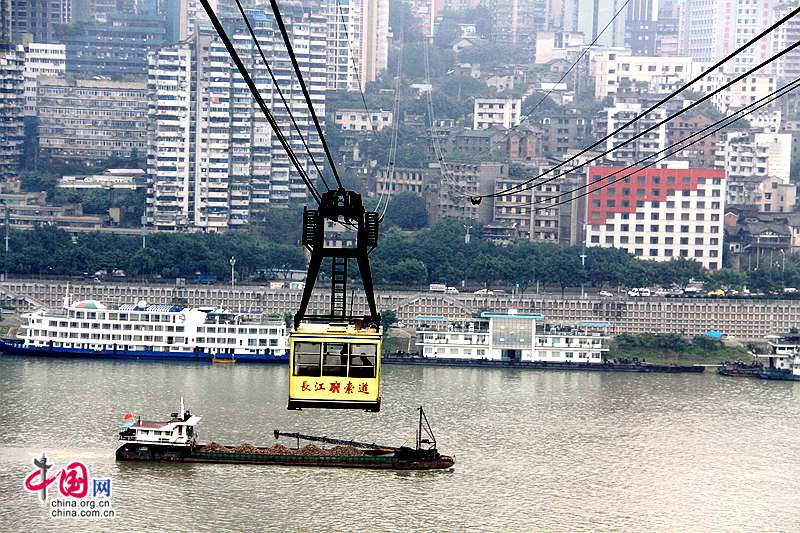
124,412,132,420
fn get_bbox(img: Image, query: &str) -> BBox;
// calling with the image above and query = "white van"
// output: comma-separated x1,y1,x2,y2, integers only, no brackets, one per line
445,287,459,294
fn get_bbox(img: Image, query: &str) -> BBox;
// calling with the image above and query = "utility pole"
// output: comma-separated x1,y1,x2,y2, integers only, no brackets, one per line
230,256,236,288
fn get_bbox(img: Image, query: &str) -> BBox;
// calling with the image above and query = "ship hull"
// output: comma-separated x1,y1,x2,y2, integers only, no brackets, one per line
116,443,454,470
382,354,704,373
0,340,288,364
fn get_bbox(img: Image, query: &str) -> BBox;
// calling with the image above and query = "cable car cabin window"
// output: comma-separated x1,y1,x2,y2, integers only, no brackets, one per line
349,343,376,378
322,342,348,377
294,342,321,376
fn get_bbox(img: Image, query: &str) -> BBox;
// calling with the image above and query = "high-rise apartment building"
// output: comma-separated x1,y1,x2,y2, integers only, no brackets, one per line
563,0,627,47
11,0,71,44
323,0,389,91
586,166,726,270
0,44,24,184
61,13,166,75
680,0,775,75
772,1,800,80
147,7,326,232
37,76,148,165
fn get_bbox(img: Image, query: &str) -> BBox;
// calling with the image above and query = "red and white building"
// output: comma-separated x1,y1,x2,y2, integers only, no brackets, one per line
586,166,726,270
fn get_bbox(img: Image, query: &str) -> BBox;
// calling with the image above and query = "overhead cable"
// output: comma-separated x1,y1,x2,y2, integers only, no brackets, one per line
475,4,800,201
233,1,330,191
197,0,322,204
268,0,345,190
538,77,800,211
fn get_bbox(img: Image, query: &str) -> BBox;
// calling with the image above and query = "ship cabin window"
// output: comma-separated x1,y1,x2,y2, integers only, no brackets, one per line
87,312,96,319
76,312,84,319
119,314,128,321
130,314,139,321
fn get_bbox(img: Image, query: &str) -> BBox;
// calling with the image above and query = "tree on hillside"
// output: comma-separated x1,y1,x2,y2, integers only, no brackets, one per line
384,192,428,230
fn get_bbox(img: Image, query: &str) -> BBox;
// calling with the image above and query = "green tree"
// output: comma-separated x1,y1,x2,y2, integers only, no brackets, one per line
381,309,398,328
384,192,428,230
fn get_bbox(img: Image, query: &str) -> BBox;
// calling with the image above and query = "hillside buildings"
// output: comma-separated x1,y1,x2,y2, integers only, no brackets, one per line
36,76,148,166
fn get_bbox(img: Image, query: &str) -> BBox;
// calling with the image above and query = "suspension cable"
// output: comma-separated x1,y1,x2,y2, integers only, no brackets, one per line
534,78,800,211
476,4,800,201
268,0,345,190
198,0,322,204
233,1,331,192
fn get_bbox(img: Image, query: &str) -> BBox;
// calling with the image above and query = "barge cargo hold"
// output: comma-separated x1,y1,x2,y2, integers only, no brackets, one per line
383,353,705,373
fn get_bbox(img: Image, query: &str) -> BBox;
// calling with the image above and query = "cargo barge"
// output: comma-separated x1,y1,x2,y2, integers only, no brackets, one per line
115,402,454,470
383,353,705,373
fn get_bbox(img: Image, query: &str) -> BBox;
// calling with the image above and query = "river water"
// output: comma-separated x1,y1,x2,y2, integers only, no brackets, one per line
1,356,799,532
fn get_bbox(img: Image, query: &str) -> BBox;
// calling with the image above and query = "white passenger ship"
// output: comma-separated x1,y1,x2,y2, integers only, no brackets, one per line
1,296,289,363
415,311,611,364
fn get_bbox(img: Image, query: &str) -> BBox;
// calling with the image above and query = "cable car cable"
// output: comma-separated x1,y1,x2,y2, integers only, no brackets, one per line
334,0,384,136
529,77,800,212
268,0,345,191
473,0,631,162
475,32,800,203
198,0,322,205
472,4,800,202
232,0,331,192
375,12,405,217
424,38,473,198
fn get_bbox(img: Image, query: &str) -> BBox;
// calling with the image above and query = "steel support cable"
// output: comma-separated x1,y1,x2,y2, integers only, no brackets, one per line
532,77,800,211
476,0,631,160
198,0,322,205
486,37,800,204
232,0,331,192
334,0,381,135
476,5,800,201
268,0,344,191
480,36,800,202
376,15,405,217
424,39,472,197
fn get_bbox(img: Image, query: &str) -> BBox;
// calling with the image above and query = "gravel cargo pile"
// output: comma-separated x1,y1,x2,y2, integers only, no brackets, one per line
199,442,230,453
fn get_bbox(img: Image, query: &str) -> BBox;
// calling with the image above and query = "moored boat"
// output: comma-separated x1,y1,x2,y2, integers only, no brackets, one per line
116,403,455,470
717,360,763,377
0,295,289,363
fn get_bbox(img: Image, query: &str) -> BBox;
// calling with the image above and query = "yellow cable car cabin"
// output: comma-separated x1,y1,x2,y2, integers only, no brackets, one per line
288,322,381,411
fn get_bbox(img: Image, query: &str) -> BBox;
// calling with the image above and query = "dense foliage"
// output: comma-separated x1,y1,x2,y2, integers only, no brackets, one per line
3,216,800,294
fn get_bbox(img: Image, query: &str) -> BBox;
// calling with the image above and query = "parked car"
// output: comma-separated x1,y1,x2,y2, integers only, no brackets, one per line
473,289,494,295
627,288,651,297
598,291,613,298
707,289,725,297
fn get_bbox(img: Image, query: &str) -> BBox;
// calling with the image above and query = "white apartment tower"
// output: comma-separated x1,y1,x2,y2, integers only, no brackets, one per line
147,7,326,232
680,0,775,74
323,0,389,91
22,43,65,117
0,45,25,184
